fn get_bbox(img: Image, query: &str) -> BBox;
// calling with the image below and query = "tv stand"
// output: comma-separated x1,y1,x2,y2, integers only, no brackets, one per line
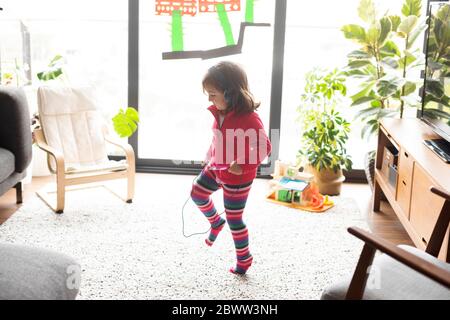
374,118,450,262
424,139,450,163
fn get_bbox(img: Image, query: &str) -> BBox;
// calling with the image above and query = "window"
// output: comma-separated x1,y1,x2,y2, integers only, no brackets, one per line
137,0,276,168
281,0,428,170
0,0,128,130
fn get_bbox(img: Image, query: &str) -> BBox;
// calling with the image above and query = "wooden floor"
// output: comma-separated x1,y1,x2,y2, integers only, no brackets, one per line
340,182,414,246
0,173,414,246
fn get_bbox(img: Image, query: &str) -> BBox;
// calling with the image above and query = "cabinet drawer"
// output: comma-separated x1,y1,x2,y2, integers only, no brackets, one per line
396,149,414,218
410,163,446,245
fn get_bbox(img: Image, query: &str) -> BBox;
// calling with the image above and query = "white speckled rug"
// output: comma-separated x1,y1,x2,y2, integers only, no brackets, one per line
0,175,368,300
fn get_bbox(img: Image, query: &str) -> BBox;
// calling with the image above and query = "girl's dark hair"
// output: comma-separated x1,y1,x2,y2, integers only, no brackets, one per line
202,61,260,114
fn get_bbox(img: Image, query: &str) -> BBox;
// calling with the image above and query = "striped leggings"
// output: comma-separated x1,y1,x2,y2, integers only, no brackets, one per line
190,168,253,272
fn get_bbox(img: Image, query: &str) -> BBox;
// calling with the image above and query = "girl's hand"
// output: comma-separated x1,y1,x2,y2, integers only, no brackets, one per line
228,161,243,175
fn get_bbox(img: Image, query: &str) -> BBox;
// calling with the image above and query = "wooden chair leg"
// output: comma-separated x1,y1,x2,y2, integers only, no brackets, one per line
55,174,65,214
55,166,66,213
373,179,382,212
126,169,135,203
36,174,65,214
14,182,23,204
36,189,63,214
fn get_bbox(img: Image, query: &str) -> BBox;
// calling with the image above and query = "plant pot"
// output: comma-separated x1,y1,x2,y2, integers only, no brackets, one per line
364,150,376,191
306,165,345,195
32,144,51,177
23,163,33,185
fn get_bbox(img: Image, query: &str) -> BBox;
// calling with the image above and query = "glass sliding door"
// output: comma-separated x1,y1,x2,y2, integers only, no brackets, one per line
280,0,428,175
135,0,282,173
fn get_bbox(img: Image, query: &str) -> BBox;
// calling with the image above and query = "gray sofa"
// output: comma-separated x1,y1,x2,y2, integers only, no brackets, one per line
0,243,81,300
0,87,80,300
0,87,32,202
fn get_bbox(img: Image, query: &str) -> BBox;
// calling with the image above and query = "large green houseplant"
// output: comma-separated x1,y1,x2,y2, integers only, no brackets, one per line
297,68,352,195
423,3,450,110
341,0,427,187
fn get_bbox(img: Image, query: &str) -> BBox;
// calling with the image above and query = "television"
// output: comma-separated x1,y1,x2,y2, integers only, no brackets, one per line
420,1,450,163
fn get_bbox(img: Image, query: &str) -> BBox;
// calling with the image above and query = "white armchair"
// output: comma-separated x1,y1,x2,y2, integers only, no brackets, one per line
33,86,135,213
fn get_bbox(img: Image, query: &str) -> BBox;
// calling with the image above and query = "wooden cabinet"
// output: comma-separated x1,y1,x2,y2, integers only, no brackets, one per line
374,119,450,262
409,164,446,247
396,148,414,219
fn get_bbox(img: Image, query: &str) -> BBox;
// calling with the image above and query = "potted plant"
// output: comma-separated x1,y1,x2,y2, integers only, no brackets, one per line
422,3,450,109
296,68,352,195
341,0,427,188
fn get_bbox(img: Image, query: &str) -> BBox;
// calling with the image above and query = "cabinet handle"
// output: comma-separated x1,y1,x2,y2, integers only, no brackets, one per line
404,152,409,158
422,238,428,245
402,180,406,186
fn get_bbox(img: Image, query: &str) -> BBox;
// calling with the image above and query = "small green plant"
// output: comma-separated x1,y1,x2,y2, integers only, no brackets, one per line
297,68,353,172
112,107,140,138
1,72,14,86
37,54,65,81
1,59,29,86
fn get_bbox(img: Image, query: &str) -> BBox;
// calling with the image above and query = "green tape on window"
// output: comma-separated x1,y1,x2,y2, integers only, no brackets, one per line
216,3,235,46
172,10,183,51
245,0,254,23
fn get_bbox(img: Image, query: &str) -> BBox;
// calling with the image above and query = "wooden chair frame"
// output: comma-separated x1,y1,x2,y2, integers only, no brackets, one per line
33,127,135,213
345,187,450,299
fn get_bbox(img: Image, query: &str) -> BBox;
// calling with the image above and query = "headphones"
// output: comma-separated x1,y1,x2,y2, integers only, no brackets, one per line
223,90,232,107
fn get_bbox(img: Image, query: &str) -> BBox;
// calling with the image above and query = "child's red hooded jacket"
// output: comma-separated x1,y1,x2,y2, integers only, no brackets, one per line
205,105,272,184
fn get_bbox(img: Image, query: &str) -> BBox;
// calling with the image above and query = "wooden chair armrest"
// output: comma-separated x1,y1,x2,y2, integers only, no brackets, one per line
348,227,450,288
426,187,450,259
33,129,65,173
104,135,136,167
431,187,450,201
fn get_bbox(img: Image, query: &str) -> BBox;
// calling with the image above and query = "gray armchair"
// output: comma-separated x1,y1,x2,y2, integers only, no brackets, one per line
321,187,450,300
0,87,32,203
